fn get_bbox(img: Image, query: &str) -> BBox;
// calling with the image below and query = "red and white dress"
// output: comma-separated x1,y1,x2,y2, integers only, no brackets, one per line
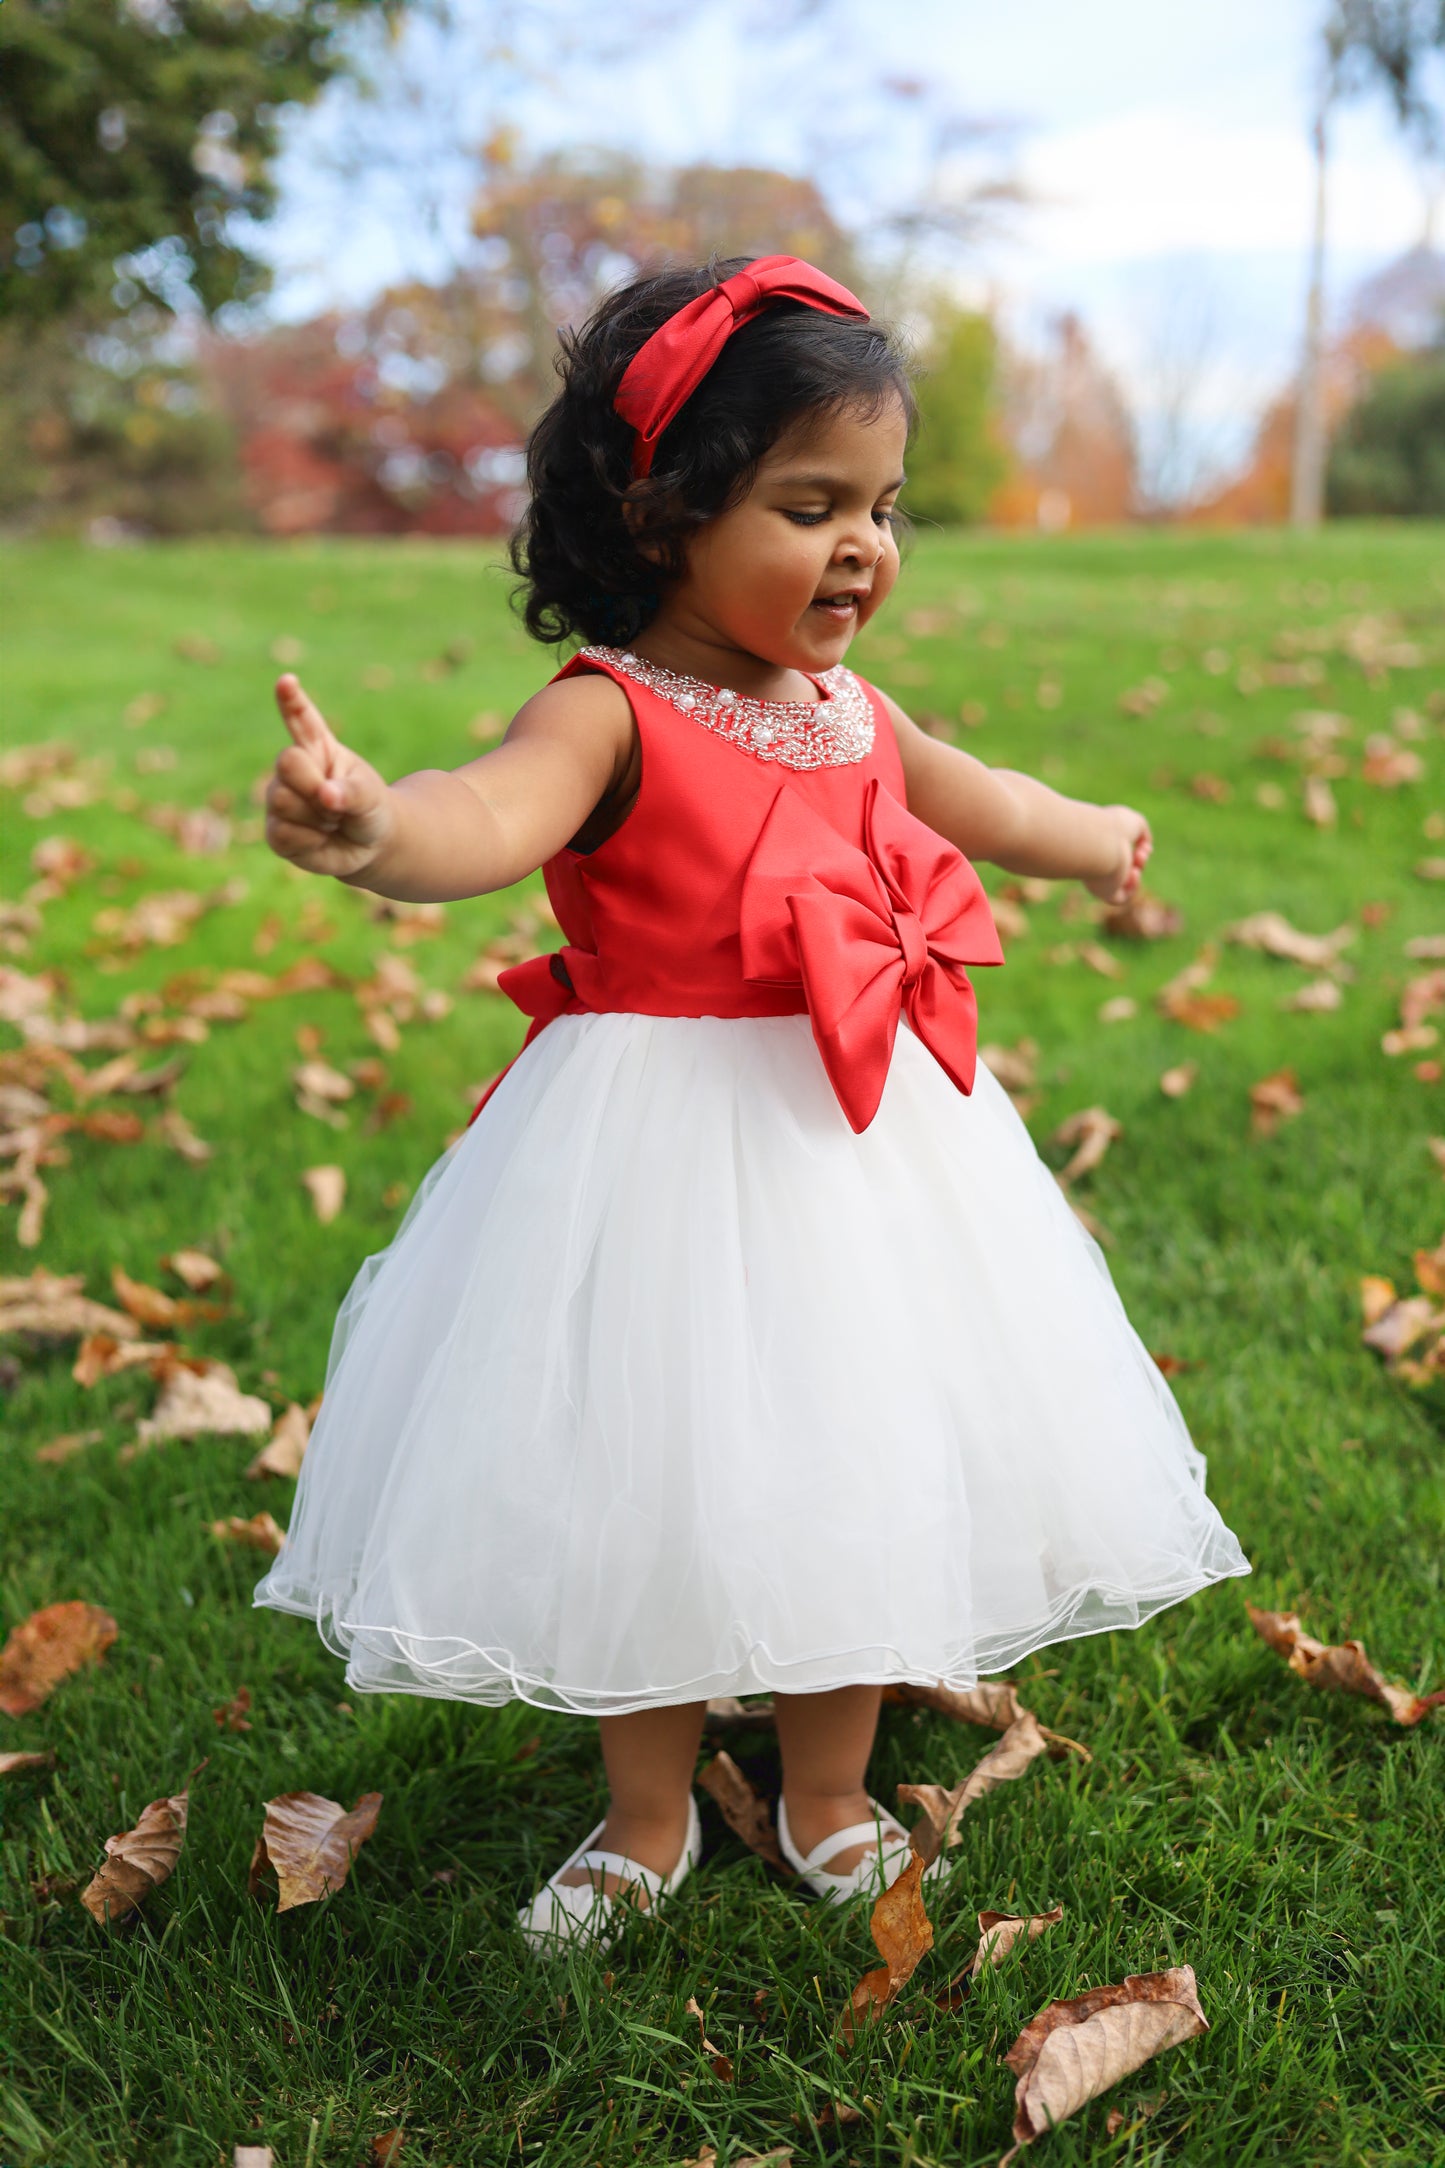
255,647,1249,1712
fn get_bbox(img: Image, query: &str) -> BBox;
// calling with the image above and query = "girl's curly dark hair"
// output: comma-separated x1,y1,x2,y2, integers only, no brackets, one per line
510,258,915,649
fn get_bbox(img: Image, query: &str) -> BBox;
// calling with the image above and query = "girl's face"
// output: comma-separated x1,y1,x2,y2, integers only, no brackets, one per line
657,394,909,677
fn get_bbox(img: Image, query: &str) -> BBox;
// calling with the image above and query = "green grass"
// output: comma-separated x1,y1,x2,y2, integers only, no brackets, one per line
2,525,1443,2168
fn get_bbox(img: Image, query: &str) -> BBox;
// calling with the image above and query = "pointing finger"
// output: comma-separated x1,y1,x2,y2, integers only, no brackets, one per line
275,674,337,770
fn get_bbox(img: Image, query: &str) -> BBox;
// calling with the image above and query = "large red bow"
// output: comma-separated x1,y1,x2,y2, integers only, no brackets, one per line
614,255,870,478
739,780,1004,1133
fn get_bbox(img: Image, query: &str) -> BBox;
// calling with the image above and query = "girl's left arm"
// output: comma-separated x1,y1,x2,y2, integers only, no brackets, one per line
885,695,1151,906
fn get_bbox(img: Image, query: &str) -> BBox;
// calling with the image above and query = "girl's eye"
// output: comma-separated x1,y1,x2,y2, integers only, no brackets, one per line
874,508,899,527
783,510,829,526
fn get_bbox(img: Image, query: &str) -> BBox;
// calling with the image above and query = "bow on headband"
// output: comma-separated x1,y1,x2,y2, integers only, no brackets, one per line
739,779,1004,1133
614,255,870,479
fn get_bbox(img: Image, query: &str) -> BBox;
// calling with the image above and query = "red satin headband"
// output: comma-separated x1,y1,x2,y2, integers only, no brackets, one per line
613,255,870,480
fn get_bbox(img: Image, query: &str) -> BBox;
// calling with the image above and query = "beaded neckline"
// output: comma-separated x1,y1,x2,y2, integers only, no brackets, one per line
580,644,875,771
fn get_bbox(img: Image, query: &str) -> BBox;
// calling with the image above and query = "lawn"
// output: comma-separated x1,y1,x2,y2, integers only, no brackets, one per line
1,524,1443,2168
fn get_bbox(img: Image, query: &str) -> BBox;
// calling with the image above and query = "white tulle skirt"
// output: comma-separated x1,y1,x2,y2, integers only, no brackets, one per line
254,1013,1250,1713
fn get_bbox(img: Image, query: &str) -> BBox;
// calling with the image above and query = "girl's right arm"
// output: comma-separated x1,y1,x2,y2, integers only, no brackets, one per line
265,671,634,903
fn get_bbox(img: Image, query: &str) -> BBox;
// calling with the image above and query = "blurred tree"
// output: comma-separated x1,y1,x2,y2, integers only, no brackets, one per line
0,0,409,327
1327,343,1445,511
990,313,1137,531
904,305,1006,527
1293,0,1445,526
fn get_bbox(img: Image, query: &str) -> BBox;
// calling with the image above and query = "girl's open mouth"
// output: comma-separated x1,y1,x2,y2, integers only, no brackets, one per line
810,593,862,620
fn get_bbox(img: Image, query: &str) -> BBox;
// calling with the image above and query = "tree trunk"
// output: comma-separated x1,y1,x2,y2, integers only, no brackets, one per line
1291,101,1330,531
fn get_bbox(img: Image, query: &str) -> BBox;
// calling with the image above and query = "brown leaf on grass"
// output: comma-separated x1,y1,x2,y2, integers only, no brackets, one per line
370,2133,405,2167
1249,1068,1304,1137
213,1686,252,1732
839,1848,934,2044
73,1331,175,1387
1286,977,1343,1012
35,1427,104,1465
1303,773,1338,827
1159,1062,1197,1098
1076,942,1123,980
881,1680,1089,1761
0,1600,118,1716
245,1400,311,1480
111,1264,223,1330
80,1789,188,1924
293,1058,355,1106
209,1512,285,1557
159,1247,225,1292
1157,948,1240,1031
1101,893,1182,941
301,1165,346,1223
1104,2092,1164,2139
1001,1967,1208,2162
701,1695,776,1732
0,1748,56,1778
1049,1108,1122,1186
0,1268,141,1341
133,1357,271,1448
684,1995,735,2081
248,1790,383,1911
1400,968,1445,1033
1246,1604,1444,1725
152,1106,214,1161
232,2149,273,2168
898,1710,1049,1868
697,1751,789,1872
936,1907,1065,2006
980,1039,1039,1096
1360,1283,1441,1361
1224,912,1356,973
1151,1352,1202,1378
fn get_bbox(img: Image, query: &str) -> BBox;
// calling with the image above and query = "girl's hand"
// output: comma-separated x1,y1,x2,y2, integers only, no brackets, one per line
265,675,395,880
1082,805,1152,905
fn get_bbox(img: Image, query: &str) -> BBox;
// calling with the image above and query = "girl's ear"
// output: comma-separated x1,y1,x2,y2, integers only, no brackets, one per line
621,482,667,566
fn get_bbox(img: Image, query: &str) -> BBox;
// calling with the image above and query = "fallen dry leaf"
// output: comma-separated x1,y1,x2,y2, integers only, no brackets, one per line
249,1790,383,1911
73,1331,175,1387
0,1267,141,1341
701,1694,777,1732
245,1400,311,1480
1101,893,1182,941
1249,1068,1304,1137
111,1263,223,1330
881,1680,1089,1761
152,1106,214,1161
898,1710,1049,1868
133,1356,271,1448
370,2134,405,2168
213,1686,253,1732
1001,1967,1208,2162
209,1512,285,1557
233,2149,273,2168
684,1994,735,2082
34,1427,104,1465
1286,977,1343,1012
936,1907,1064,2007
1224,912,1356,973
1247,1604,1444,1725
1050,1107,1122,1186
301,1164,346,1223
0,1748,56,1778
1303,773,1338,827
159,1247,225,1291
1077,942,1123,980
1157,947,1240,1031
80,1789,188,1924
0,1601,118,1716
697,1751,789,1873
1159,1062,1197,1098
1104,2092,1164,2139
840,1848,934,2044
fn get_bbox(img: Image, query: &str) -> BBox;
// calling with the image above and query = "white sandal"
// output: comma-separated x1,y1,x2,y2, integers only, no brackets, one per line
518,1793,703,1954
777,1794,925,1905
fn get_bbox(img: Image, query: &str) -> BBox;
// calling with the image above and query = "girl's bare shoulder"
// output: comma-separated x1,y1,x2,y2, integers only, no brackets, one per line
505,662,635,755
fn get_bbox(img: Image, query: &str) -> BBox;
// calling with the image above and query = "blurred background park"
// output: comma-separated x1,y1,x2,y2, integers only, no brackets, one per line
3,0,1445,543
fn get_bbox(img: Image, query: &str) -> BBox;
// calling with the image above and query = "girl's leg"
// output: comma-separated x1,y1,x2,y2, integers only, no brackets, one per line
556,1700,706,1897
775,1684,887,1875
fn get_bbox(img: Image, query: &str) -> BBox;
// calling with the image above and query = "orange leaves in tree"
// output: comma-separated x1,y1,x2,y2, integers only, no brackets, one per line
81,1789,188,1924
1000,1966,1208,2161
1247,1605,1444,1726
249,1791,383,1912
839,1848,934,2045
0,1601,118,1717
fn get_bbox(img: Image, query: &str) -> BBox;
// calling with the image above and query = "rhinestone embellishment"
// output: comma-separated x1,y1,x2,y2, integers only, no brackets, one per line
581,645,875,770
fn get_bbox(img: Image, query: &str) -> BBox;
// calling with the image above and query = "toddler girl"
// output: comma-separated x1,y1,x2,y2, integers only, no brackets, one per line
255,256,1248,1951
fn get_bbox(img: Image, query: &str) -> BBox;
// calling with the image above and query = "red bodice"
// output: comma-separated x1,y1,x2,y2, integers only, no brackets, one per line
468,647,1004,1133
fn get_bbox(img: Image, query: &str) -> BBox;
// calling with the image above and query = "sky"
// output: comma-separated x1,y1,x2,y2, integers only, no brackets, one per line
259,0,1441,492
